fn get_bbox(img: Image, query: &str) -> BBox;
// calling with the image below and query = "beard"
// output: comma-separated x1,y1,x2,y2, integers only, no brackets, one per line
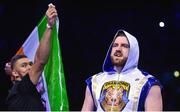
110,55,127,67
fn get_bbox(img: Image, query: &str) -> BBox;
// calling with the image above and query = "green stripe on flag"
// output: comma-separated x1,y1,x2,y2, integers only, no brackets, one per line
37,16,69,111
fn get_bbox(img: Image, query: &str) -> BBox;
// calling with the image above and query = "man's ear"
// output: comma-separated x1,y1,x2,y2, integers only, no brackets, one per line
12,70,18,77
12,70,21,81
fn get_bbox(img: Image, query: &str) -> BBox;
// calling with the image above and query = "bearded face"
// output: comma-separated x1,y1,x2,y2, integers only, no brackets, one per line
110,36,130,67
110,54,128,67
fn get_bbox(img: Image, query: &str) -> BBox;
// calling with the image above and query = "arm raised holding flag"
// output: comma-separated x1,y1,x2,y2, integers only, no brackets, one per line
30,3,57,85
6,3,58,111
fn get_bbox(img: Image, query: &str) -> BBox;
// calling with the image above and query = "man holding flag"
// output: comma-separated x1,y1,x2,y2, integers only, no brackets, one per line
5,3,59,110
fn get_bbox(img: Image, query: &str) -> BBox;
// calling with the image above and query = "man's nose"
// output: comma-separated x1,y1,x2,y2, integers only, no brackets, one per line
115,49,122,54
118,45,122,50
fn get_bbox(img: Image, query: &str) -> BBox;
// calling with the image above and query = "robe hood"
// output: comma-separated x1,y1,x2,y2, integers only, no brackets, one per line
103,29,139,74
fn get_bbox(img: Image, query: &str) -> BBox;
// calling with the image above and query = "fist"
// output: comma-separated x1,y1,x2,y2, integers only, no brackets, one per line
4,62,12,76
46,3,58,28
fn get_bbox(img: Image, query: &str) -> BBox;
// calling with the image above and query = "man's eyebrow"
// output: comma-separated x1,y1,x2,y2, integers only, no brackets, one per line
21,62,27,64
29,61,33,65
20,62,32,64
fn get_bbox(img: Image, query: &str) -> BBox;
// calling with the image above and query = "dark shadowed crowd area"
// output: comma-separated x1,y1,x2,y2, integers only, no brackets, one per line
0,0,180,110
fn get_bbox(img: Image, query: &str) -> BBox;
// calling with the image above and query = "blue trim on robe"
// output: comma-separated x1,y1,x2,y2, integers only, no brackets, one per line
85,76,97,110
137,72,163,111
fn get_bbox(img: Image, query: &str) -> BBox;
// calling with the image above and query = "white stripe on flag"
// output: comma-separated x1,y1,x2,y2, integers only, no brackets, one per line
22,27,39,62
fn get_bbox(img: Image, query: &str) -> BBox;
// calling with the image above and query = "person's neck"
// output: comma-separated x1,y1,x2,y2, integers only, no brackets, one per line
114,66,123,73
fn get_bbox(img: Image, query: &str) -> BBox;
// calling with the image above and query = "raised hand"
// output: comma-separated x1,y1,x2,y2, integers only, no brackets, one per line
46,3,58,28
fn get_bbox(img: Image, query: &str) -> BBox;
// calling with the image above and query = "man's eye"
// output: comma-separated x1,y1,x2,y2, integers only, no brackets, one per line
29,62,33,66
113,43,118,47
21,64,27,67
122,44,130,48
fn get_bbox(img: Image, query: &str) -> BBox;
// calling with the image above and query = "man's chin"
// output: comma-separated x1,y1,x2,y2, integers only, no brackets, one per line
112,59,126,67
114,63,124,67
21,73,28,77
111,56,127,67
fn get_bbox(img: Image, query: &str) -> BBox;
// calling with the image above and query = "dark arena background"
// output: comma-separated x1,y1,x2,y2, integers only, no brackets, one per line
0,0,180,111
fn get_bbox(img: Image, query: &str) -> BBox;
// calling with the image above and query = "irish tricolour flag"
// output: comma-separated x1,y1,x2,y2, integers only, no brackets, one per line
15,16,69,111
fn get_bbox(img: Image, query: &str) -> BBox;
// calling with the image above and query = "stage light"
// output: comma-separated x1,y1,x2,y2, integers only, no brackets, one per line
159,21,165,27
174,70,180,78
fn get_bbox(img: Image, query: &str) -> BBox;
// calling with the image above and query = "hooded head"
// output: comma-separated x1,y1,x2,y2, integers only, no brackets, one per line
103,30,139,73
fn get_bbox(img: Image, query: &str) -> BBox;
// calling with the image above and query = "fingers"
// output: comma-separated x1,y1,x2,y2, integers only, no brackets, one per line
46,3,57,18
4,62,12,76
48,3,55,8
47,8,57,18
46,3,58,27
5,62,11,70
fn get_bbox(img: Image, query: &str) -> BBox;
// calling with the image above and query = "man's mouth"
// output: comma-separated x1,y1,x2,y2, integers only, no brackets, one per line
114,51,122,57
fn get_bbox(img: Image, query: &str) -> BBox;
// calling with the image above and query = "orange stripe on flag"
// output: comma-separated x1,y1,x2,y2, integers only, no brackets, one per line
16,47,24,55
